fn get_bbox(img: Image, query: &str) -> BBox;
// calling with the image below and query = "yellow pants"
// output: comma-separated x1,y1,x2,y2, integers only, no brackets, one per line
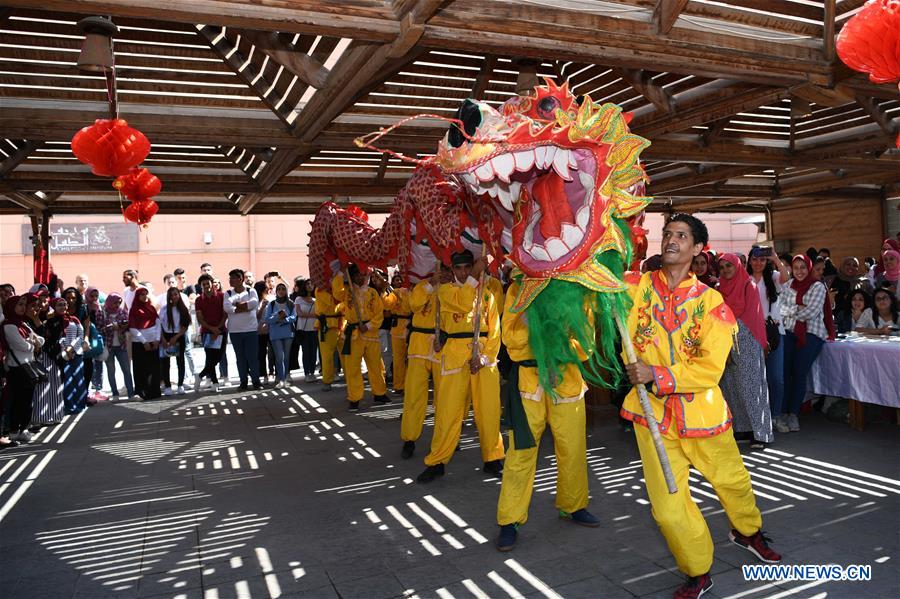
391,334,408,391
497,395,588,526
635,425,762,576
425,364,504,465
344,336,387,403
318,329,340,384
401,357,438,442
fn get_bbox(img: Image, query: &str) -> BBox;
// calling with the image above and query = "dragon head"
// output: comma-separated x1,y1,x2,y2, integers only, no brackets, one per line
435,79,651,287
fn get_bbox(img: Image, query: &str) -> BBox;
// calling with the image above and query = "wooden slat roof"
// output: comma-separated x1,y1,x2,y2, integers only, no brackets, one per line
0,0,897,216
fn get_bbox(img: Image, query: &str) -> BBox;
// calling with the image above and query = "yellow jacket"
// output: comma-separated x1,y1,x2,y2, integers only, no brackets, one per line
408,280,439,361
384,287,412,339
314,286,342,331
621,270,737,438
332,275,383,343
502,281,587,402
438,275,500,371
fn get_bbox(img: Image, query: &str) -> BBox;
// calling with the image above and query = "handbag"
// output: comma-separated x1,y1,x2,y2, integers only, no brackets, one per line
765,316,780,351
84,323,106,359
10,350,49,384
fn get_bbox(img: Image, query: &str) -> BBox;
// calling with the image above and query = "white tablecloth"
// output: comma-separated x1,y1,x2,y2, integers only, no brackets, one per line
809,335,900,408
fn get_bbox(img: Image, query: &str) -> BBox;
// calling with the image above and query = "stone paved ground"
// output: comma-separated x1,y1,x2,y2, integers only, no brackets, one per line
0,369,897,599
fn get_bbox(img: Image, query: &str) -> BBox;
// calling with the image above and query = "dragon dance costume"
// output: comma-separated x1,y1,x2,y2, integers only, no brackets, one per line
384,286,411,393
400,280,441,444
621,269,764,577
423,274,505,468
314,286,342,386
496,279,591,527
332,275,387,406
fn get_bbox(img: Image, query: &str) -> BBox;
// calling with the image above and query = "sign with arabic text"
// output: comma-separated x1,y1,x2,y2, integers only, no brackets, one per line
21,223,139,254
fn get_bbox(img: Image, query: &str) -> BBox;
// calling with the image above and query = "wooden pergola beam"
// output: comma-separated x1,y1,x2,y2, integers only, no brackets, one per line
237,30,330,88
651,165,765,194
652,0,690,35
0,139,42,177
196,25,295,126
777,170,898,196
618,69,675,114
823,0,836,63
854,95,899,141
633,85,789,138
470,55,497,100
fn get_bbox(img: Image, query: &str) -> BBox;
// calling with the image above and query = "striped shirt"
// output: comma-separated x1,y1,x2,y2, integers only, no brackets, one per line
780,280,827,341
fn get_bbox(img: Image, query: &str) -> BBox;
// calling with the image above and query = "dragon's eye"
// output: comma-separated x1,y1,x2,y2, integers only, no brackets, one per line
537,96,561,119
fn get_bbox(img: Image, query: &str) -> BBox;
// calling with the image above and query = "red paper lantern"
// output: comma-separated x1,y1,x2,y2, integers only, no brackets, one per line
113,167,162,202
123,199,159,227
71,118,151,177
836,1,900,85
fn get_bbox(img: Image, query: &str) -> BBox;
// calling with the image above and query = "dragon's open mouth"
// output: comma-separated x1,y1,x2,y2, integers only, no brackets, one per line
456,145,596,269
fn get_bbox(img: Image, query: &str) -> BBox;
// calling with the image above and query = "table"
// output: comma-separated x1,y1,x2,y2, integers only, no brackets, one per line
809,335,900,430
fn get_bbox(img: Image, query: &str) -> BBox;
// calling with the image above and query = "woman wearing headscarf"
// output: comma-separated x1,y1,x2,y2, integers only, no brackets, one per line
2,294,44,443
264,282,297,388
129,286,162,400
691,251,718,287
829,257,868,328
84,286,106,397
28,290,63,427
49,296,89,414
868,239,900,285
95,292,134,400
717,254,773,448
779,255,827,434
874,249,899,298
63,285,95,397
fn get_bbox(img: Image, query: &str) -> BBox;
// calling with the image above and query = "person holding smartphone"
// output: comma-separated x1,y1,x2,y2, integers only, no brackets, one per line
265,283,296,388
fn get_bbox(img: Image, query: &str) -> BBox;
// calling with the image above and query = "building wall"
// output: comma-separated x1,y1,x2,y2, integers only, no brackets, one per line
772,198,888,263
1,211,755,293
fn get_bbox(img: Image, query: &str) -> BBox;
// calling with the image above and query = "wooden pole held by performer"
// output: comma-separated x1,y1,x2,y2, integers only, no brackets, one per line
615,313,678,494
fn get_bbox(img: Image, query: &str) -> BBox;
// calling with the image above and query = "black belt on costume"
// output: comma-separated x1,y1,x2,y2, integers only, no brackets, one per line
317,313,340,341
341,320,370,355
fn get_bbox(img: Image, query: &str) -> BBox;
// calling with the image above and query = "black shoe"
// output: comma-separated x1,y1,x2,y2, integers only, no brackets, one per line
483,460,503,478
373,394,391,404
496,523,518,552
238,384,249,391
416,463,445,484
253,383,263,391
348,401,360,411
560,508,601,527
401,441,415,459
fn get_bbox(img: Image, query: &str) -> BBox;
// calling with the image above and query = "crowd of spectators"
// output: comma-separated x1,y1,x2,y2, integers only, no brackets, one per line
0,263,328,447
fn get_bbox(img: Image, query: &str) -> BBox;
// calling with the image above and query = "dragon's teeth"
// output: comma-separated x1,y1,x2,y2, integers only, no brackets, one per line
545,238,568,260
553,150,572,181
513,150,535,172
490,153,515,183
475,162,493,182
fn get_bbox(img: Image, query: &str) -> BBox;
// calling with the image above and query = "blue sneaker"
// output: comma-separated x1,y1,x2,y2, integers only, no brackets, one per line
496,523,518,552
560,508,601,527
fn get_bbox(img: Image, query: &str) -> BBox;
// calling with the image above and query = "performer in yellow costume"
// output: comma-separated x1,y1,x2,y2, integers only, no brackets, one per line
314,282,342,391
495,276,600,552
399,266,448,459
333,264,389,410
622,214,781,599
385,273,411,395
417,250,505,483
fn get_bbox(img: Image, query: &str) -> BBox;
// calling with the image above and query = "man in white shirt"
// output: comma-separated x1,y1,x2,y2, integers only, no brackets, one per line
122,269,139,312
223,268,262,390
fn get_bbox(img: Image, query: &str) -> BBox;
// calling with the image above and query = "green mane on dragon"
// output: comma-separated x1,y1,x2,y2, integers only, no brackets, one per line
309,78,652,390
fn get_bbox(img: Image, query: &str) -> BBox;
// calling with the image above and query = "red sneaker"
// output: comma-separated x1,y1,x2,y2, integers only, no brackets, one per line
730,529,782,563
673,573,713,599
